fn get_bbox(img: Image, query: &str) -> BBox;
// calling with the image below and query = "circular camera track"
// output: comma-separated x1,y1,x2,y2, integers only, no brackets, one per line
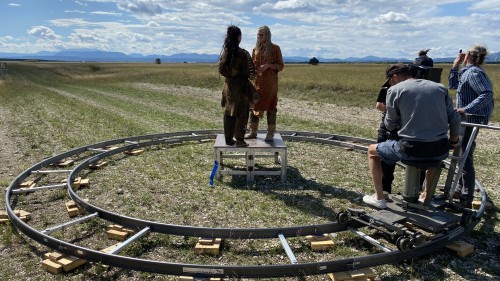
5,130,487,278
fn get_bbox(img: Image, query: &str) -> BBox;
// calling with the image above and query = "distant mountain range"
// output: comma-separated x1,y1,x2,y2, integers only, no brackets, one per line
1,49,499,64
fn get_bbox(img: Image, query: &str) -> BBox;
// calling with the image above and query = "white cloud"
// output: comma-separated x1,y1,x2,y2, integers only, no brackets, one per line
75,0,87,6
117,0,163,16
132,33,153,43
0,36,14,42
375,11,411,24
65,10,86,14
72,31,102,43
91,11,123,16
470,0,500,12
27,26,60,41
1,1,499,58
254,0,318,13
8,3,21,7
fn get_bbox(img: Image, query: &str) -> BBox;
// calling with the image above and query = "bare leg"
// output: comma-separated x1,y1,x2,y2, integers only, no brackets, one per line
420,168,440,203
368,144,384,200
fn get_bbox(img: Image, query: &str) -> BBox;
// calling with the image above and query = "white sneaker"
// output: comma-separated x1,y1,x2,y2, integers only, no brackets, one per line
363,194,387,209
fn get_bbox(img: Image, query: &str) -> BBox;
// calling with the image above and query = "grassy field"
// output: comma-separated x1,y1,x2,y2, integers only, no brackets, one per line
0,62,498,281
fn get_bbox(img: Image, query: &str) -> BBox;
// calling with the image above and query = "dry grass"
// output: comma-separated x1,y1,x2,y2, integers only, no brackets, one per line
0,62,498,281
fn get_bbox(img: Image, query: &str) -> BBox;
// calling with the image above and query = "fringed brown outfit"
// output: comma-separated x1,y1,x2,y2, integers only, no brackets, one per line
247,44,284,141
219,48,255,146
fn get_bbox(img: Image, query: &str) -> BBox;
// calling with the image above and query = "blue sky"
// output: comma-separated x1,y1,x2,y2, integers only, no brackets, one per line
1,0,500,59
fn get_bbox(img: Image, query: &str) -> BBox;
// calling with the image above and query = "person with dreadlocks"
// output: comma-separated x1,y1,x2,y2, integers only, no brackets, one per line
245,26,284,142
218,25,256,147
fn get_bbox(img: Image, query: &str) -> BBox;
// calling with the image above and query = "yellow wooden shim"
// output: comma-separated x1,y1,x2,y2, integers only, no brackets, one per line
306,234,334,251
42,252,87,274
124,149,144,156
194,238,222,255
446,240,475,257
327,268,376,281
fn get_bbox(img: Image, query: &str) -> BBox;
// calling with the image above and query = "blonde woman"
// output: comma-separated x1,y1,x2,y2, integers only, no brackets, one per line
446,44,494,208
245,26,284,142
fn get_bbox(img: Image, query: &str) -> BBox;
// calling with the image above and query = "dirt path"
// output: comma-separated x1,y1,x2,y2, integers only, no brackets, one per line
0,106,23,185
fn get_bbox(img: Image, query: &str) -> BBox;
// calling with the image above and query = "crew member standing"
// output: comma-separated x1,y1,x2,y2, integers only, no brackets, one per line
447,44,494,208
414,49,434,67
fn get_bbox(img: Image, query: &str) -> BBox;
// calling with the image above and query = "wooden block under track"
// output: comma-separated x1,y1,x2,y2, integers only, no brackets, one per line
327,268,376,281
62,177,83,189
106,229,130,241
101,243,122,253
20,180,36,188
124,149,144,156
107,224,135,234
306,234,334,251
79,178,90,188
194,238,222,255
58,159,74,167
89,161,107,169
178,276,221,281
58,255,88,272
446,240,475,257
6,209,32,222
65,200,86,217
16,210,31,218
42,259,63,274
42,252,87,273
472,200,493,211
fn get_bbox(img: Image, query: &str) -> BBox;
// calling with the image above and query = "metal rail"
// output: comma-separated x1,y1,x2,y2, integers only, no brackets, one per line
4,129,490,278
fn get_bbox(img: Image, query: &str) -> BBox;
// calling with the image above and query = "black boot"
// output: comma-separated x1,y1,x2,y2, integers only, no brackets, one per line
223,115,236,146
235,112,249,147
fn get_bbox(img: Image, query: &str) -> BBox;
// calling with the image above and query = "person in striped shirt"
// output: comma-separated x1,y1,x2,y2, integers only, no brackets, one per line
448,44,494,208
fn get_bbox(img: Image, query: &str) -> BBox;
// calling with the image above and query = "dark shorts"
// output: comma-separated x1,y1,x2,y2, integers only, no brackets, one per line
376,140,449,166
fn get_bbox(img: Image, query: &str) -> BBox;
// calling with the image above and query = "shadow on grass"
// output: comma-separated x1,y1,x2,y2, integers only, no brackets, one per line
228,165,366,223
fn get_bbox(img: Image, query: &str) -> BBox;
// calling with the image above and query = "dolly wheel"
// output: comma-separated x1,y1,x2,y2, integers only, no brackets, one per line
410,234,426,247
460,212,473,227
336,211,349,224
397,236,411,251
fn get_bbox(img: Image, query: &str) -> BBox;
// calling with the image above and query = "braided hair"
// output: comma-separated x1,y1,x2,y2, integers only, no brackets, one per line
219,25,241,72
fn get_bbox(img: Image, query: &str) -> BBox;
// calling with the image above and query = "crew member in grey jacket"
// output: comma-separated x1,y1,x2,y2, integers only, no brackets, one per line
363,64,462,209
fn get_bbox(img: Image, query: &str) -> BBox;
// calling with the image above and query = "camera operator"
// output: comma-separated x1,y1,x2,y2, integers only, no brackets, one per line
363,64,461,209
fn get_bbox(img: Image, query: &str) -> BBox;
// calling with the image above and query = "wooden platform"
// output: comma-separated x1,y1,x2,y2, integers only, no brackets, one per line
213,133,287,183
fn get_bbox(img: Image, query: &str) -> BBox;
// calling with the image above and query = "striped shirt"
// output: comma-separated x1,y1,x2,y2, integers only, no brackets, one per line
448,65,494,124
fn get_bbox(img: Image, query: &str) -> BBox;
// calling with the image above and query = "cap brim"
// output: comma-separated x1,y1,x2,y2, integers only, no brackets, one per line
382,77,390,88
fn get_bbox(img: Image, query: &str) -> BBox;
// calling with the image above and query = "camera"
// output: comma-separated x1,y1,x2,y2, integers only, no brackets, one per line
408,64,443,83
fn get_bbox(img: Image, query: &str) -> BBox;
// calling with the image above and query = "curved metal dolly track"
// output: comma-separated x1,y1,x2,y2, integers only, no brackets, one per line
5,130,487,278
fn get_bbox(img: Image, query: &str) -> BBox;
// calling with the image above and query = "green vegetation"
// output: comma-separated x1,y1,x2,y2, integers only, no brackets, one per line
0,62,498,280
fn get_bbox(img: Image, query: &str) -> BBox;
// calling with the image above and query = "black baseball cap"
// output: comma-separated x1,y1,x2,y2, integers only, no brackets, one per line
382,64,409,87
